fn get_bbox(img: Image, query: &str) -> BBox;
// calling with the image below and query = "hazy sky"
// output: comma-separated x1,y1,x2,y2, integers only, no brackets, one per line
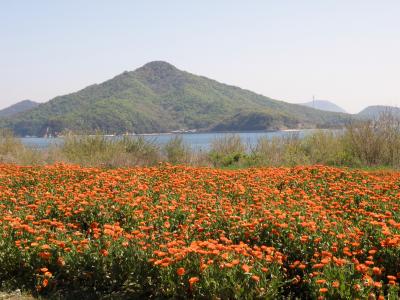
1,1,400,113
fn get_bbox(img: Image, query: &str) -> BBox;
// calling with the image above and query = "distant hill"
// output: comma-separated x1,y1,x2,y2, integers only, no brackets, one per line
0,100,39,118
300,100,346,113
357,105,400,118
0,61,353,136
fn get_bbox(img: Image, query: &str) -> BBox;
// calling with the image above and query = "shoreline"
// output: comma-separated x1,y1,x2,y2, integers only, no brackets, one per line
23,128,318,139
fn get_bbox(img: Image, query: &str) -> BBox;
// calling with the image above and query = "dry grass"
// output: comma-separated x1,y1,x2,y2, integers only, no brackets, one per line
3,113,400,169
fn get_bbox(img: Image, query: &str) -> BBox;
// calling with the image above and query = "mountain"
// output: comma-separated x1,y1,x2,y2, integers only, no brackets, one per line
0,61,352,136
0,100,39,118
357,105,400,118
299,100,346,113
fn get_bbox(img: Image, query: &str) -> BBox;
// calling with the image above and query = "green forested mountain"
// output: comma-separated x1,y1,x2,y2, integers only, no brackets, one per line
1,61,352,136
0,100,39,118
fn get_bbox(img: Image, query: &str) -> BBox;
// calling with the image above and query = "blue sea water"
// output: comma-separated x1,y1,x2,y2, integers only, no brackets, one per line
20,130,317,150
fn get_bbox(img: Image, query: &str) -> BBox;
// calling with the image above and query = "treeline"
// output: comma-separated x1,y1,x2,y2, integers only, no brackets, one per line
1,113,400,169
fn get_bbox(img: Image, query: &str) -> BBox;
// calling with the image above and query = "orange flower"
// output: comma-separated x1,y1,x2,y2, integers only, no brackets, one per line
298,264,306,270
387,275,397,281
372,267,381,275
57,257,66,267
38,252,51,260
4,162,400,297
42,279,49,287
176,267,185,276
312,264,325,269
189,277,199,289
241,264,251,273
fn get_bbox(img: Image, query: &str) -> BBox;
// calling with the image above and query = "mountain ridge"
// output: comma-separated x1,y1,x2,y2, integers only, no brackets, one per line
0,100,39,118
357,105,400,118
299,100,346,113
0,61,352,136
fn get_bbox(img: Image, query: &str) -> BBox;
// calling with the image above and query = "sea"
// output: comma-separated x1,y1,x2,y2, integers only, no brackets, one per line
20,130,318,150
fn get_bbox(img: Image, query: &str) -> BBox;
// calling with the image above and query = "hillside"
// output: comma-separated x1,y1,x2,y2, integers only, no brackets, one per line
0,100,39,118
358,105,400,118
0,61,352,136
299,100,346,113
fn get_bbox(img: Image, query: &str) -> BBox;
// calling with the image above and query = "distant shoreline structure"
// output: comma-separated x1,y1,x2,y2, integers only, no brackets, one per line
26,128,310,139
19,129,318,150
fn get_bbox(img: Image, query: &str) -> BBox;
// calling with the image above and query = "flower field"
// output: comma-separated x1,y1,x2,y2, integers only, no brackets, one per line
0,164,400,299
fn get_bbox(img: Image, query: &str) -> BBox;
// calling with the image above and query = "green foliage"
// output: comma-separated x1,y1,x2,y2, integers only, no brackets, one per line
0,100,38,118
208,135,248,167
60,135,160,167
162,136,190,164
0,61,352,137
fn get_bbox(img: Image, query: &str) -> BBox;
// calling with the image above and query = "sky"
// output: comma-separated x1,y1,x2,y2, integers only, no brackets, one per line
1,1,400,113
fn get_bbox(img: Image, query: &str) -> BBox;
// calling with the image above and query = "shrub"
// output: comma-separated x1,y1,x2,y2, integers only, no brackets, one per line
208,134,247,167
252,134,309,167
60,134,160,167
119,136,160,166
0,129,42,165
343,112,400,167
163,136,191,165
